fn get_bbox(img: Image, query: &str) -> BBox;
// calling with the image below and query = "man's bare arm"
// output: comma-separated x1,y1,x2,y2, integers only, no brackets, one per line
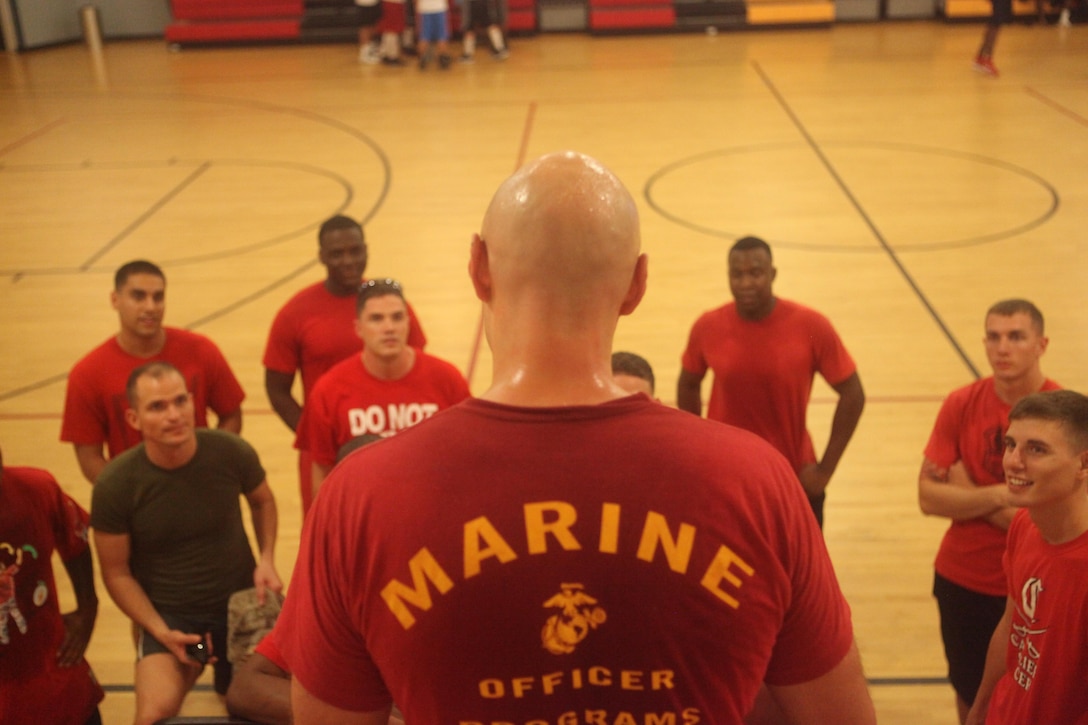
245,481,282,602
73,444,108,485
227,652,291,725
292,677,391,725
94,530,200,663
800,372,865,497
266,369,303,432
918,458,1008,520
216,407,243,434
676,368,705,416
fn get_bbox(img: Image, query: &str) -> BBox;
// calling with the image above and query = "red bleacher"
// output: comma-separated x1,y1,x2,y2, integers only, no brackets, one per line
166,0,304,43
588,0,675,30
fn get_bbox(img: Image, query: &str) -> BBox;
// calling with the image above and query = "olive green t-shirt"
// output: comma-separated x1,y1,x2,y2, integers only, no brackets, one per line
91,429,264,615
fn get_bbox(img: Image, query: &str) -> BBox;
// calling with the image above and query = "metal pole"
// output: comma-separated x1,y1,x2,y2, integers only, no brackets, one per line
79,4,103,54
0,0,19,53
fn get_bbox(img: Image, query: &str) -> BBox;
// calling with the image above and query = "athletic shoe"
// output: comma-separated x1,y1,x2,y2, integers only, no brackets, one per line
359,46,381,64
973,55,999,77
1059,7,1071,25
381,56,406,66
438,54,452,70
493,48,509,61
459,53,475,64
419,50,433,69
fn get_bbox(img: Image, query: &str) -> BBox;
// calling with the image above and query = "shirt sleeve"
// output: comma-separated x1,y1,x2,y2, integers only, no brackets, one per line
811,313,857,386
201,339,246,416
263,303,301,375
60,360,108,446
278,482,393,711
923,394,963,469
763,467,855,685
43,472,92,561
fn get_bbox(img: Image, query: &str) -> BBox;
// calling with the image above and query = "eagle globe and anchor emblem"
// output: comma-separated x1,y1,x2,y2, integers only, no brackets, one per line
541,583,607,655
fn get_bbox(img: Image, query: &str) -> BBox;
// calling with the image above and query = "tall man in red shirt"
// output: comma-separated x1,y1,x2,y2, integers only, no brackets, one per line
918,299,1059,724
61,260,245,485
278,151,876,725
263,215,427,514
294,278,468,500
677,236,865,528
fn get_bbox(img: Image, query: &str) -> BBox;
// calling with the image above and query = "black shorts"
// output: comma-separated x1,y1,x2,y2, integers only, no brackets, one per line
354,1,384,27
933,573,1006,706
990,0,1012,25
137,612,232,695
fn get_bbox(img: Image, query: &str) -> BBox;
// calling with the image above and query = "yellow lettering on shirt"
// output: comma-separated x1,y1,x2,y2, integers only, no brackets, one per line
700,544,755,609
525,501,582,554
464,516,518,578
380,547,454,629
636,511,695,574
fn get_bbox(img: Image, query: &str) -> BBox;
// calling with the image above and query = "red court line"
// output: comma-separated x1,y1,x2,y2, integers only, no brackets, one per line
0,118,66,158
464,101,537,388
1024,86,1088,128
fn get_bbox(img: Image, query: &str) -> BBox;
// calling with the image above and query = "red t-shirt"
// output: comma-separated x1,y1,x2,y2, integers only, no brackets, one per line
278,397,855,723
986,510,1088,724
924,377,1061,595
294,351,470,467
262,281,428,398
0,467,104,725
254,625,290,673
680,299,857,473
60,327,245,459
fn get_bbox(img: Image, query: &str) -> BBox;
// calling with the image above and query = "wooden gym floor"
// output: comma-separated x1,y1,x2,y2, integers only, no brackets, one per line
1,19,1087,722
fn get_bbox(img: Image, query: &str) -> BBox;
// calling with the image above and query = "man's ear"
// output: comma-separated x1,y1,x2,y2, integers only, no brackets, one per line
125,406,140,431
468,234,492,303
619,253,648,316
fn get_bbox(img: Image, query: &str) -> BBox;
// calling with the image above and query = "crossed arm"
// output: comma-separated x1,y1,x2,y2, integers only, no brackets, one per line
918,458,1016,528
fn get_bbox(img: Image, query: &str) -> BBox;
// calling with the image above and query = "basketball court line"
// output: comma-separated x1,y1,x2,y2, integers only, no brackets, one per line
1025,86,1088,128
0,117,66,158
464,101,538,388
751,59,981,381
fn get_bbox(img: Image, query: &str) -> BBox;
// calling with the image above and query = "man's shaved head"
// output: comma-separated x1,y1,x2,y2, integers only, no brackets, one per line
479,151,642,314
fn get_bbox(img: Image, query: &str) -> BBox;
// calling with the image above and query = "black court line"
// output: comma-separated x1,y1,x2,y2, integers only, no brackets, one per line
79,162,212,271
0,89,391,404
465,101,538,387
750,60,981,381
0,117,66,159
1024,86,1088,128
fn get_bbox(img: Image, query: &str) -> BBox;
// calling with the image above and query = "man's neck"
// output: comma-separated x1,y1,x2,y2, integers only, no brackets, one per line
325,277,359,297
144,437,198,470
481,327,626,407
1031,497,1088,545
993,369,1047,406
362,347,416,381
736,296,777,322
116,329,167,358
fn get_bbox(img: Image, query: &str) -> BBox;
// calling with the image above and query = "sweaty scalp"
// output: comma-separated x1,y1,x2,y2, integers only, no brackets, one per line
481,152,641,297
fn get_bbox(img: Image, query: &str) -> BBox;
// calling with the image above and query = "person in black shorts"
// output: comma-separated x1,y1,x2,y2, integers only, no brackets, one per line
973,0,1011,76
355,0,385,64
458,0,508,62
